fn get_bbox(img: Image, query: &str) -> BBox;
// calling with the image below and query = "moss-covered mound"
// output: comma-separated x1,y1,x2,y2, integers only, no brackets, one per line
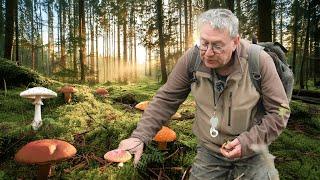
0,59,51,89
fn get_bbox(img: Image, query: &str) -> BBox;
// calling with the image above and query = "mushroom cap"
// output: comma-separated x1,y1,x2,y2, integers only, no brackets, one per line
134,101,149,111
15,139,77,164
59,86,78,93
153,126,177,142
104,149,132,163
171,112,182,120
20,87,57,99
96,88,108,95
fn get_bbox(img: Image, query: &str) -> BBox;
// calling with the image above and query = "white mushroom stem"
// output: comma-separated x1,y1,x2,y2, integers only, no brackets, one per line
117,162,124,167
32,96,44,130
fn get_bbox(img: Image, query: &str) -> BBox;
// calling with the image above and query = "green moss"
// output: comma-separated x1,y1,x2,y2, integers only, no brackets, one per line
0,77,319,179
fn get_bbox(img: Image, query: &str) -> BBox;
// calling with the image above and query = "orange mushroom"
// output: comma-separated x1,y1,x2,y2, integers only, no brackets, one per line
58,85,77,103
95,88,109,97
15,139,77,179
104,149,132,167
153,126,177,150
135,101,149,111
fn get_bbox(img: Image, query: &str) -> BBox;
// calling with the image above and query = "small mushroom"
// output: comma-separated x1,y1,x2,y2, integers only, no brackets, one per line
134,101,149,111
15,139,77,179
95,88,109,97
58,85,77,103
153,126,177,150
171,112,182,120
20,87,57,130
104,149,132,167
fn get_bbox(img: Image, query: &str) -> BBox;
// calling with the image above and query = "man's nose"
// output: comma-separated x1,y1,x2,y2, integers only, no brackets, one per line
204,47,215,56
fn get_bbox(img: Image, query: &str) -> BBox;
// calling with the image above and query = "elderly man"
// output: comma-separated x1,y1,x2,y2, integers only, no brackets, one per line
118,8,290,179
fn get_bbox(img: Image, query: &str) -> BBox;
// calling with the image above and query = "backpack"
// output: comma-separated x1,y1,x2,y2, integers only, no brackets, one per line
190,42,294,101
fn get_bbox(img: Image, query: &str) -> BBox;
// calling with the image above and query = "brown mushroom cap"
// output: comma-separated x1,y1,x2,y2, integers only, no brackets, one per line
59,86,78,93
134,101,149,111
153,126,176,143
104,149,132,163
171,112,182,120
96,88,108,96
15,139,77,164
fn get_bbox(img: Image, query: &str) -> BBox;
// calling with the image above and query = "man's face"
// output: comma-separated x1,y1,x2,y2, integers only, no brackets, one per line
199,23,239,69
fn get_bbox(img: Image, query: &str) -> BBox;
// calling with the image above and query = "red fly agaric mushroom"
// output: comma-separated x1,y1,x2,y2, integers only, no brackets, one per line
134,101,149,111
104,149,132,167
153,126,177,150
58,85,77,103
20,87,57,130
15,139,76,179
95,88,109,97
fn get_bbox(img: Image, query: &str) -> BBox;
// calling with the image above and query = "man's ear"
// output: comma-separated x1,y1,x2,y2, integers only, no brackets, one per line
232,35,240,51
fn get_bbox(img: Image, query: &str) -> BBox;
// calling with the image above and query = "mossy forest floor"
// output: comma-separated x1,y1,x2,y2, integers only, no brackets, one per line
0,78,319,180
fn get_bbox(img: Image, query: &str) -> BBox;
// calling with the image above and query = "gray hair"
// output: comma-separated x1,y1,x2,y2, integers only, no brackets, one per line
197,9,239,38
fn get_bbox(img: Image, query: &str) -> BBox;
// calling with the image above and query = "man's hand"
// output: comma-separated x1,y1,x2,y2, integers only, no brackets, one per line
118,137,144,165
220,138,242,159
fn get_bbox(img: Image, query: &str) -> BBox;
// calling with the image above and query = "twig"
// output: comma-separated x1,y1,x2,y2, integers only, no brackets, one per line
149,167,184,172
181,166,191,180
148,168,160,179
3,79,7,97
164,148,180,160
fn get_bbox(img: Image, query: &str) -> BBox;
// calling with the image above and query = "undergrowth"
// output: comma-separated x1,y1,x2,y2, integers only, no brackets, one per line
0,79,319,179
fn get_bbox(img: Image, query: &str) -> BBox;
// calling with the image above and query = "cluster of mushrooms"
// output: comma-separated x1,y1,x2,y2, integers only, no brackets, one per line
16,87,178,178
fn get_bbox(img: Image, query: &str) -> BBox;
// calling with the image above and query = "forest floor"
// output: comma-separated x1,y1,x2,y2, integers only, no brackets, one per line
0,78,319,180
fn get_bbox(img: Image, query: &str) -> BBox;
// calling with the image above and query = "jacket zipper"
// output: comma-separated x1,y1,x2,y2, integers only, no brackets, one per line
228,92,232,126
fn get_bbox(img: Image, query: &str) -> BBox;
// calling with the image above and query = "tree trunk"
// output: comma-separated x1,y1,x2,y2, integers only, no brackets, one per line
204,0,210,10
90,7,95,76
300,2,310,89
279,0,283,44
60,0,66,69
257,0,272,42
73,0,78,79
188,0,192,46
14,0,18,64
156,0,167,83
79,0,86,82
179,2,182,52
272,0,276,42
4,0,17,61
226,0,234,12
31,0,35,69
184,0,188,50
48,0,54,74
292,0,299,75
0,0,4,57
96,25,99,82
236,0,241,34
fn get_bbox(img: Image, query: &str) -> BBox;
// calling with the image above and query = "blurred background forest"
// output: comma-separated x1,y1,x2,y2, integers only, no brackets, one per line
0,0,319,87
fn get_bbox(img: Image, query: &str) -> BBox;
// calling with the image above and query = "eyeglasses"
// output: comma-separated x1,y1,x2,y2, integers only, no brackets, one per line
197,40,225,54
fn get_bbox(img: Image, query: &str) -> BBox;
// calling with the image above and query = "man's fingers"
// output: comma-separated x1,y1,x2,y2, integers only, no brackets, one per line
221,145,241,159
133,149,143,165
224,138,239,150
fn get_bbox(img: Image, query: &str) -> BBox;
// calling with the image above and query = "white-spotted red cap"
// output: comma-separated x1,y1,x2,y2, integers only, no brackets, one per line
104,149,132,163
20,87,57,99
15,139,76,164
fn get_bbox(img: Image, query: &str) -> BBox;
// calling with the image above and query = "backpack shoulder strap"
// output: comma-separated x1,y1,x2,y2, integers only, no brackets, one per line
248,44,264,94
189,46,201,83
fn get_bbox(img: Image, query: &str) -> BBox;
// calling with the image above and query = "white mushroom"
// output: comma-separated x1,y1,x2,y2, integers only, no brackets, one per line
20,87,57,130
